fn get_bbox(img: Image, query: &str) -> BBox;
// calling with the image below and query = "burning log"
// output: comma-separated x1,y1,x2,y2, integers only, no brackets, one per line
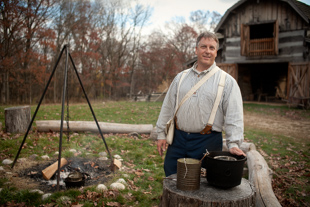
36,120,153,134
42,158,68,180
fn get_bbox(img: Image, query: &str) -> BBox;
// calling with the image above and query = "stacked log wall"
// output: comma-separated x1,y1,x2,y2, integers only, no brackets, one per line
224,30,305,63
219,0,308,63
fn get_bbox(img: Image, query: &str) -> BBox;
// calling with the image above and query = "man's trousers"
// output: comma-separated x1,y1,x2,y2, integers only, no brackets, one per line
164,128,223,177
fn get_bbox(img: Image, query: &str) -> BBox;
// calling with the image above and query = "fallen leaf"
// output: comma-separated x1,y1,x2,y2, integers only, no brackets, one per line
72,204,83,207
107,201,120,206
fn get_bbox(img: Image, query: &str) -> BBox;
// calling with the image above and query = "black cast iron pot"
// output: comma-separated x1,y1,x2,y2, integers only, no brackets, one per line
64,171,90,188
203,151,246,189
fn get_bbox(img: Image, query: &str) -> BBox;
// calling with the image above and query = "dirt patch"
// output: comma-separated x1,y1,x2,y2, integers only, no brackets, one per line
244,110,310,140
1,157,113,193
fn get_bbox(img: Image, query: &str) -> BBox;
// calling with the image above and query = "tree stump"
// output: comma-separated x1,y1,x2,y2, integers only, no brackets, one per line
161,174,255,207
5,106,31,133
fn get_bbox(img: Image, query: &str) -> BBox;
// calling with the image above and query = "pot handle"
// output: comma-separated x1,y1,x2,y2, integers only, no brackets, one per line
225,169,231,177
83,172,91,180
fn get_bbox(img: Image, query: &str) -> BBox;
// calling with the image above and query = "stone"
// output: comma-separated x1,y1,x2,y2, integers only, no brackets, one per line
69,149,77,153
123,174,129,178
116,178,127,185
99,152,107,157
41,155,50,160
98,157,108,161
29,154,39,160
110,182,125,190
0,166,4,171
30,189,44,195
17,158,27,163
58,196,71,204
42,193,52,200
129,132,140,138
2,159,13,165
96,184,108,191
114,154,121,159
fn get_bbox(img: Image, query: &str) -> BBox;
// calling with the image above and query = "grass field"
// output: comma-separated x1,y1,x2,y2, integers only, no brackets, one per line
0,101,309,206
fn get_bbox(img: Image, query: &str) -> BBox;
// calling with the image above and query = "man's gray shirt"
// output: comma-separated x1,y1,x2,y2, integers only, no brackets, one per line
156,62,244,149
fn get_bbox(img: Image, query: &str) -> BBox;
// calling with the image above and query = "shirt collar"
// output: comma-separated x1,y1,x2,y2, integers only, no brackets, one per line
192,62,216,75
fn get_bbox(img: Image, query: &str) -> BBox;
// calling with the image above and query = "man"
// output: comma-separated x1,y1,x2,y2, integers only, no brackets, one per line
156,31,245,177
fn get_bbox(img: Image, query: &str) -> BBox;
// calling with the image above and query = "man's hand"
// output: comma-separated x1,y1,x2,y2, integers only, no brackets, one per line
157,139,167,156
229,147,246,156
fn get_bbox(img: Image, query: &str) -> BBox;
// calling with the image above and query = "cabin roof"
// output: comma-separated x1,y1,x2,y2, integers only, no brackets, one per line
214,0,310,33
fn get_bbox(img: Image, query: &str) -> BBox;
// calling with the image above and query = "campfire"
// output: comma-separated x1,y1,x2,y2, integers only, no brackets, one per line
19,157,113,193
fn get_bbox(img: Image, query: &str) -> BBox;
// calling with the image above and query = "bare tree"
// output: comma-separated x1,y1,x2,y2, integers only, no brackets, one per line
0,0,222,103
190,9,221,32
0,0,24,103
128,3,151,98
0,0,57,104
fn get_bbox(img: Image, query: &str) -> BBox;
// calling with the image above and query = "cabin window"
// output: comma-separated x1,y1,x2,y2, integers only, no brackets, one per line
250,23,274,39
241,21,278,56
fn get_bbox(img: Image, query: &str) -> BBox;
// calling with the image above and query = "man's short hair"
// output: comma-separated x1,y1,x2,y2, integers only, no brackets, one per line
196,31,219,50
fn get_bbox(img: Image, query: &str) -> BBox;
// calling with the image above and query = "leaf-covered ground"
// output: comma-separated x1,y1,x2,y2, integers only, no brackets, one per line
0,102,309,206
244,106,310,206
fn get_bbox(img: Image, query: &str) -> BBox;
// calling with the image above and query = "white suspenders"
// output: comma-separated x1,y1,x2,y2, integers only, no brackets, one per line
177,67,227,134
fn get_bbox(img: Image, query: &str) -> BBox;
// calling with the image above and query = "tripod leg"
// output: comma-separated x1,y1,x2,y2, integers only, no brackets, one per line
11,46,66,169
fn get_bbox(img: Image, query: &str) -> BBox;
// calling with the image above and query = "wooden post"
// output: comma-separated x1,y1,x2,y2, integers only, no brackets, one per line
160,174,255,207
5,106,31,133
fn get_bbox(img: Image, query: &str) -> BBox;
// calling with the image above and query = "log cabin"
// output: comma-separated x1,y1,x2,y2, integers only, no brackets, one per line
187,0,310,108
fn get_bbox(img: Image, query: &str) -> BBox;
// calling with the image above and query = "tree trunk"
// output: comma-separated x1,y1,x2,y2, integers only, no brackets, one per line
6,71,9,104
36,120,154,134
54,70,57,103
1,73,5,104
161,174,255,207
5,106,31,133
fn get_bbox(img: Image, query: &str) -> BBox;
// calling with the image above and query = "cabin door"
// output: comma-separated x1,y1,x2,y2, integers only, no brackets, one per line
217,63,238,81
287,62,310,108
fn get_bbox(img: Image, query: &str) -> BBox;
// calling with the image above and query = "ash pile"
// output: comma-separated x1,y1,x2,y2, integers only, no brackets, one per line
20,157,113,193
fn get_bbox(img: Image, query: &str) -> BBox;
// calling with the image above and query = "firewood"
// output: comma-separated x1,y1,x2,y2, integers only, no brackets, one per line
42,158,68,180
112,159,122,171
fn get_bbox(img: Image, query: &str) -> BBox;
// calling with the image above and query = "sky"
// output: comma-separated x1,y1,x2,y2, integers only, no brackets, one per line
136,0,310,35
